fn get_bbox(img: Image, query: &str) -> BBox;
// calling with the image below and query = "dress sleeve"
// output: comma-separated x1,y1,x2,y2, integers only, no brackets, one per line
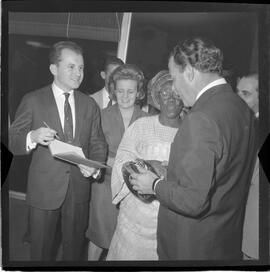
111,120,140,205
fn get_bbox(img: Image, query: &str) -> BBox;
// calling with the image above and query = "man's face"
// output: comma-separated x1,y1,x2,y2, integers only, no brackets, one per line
51,48,84,92
104,64,120,90
168,56,194,107
237,76,258,114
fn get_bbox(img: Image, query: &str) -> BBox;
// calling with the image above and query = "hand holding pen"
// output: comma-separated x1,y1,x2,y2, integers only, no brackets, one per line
43,122,61,140
29,121,60,146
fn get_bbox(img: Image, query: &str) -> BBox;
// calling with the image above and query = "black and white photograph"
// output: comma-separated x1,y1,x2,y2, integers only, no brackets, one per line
1,1,269,270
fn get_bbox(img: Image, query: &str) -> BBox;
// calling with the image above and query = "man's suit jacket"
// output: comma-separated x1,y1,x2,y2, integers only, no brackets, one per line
9,85,107,210
90,87,115,109
155,83,257,260
242,117,259,258
90,88,105,109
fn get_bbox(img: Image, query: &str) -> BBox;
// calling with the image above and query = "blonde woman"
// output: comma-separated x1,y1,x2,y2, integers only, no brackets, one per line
86,64,148,260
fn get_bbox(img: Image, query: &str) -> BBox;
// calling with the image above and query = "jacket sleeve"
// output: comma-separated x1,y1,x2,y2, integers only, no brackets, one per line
87,102,107,163
155,112,222,218
9,93,34,155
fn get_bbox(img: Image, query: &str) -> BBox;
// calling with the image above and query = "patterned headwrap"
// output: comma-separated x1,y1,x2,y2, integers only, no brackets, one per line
147,70,173,110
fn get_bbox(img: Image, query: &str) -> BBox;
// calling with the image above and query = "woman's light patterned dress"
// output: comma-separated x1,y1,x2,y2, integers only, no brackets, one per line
107,115,178,260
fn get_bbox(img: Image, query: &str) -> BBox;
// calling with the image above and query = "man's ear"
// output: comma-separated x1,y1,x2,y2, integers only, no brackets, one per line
100,71,106,80
49,64,57,76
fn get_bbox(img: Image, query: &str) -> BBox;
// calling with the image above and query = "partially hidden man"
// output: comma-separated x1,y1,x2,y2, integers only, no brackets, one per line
9,41,107,261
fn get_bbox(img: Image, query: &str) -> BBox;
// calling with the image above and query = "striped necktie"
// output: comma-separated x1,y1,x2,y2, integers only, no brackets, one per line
106,97,113,108
64,93,73,143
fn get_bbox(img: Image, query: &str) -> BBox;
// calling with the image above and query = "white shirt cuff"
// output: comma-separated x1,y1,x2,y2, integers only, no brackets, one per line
153,178,163,194
26,131,37,151
92,168,101,179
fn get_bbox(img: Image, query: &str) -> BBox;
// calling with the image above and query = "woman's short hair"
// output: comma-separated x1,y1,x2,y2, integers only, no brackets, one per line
170,37,223,74
108,64,145,102
49,41,83,65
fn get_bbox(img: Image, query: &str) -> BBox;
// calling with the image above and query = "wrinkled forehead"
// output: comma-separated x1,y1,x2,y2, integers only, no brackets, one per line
237,77,258,92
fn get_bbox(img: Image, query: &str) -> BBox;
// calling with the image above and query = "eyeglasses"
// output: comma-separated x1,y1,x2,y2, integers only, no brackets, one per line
159,90,181,100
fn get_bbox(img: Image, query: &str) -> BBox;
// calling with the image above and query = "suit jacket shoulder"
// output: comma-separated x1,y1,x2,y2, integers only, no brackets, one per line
90,89,104,108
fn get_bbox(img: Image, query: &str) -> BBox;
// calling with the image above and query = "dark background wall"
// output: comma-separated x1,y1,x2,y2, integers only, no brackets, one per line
9,34,118,122
127,12,258,91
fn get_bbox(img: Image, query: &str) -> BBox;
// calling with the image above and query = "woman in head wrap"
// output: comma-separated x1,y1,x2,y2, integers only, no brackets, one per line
107,70,184,260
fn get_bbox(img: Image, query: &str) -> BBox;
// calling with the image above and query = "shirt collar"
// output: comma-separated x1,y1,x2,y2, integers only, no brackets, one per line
52,82,74,98
196,78,227,101
102,87,110,97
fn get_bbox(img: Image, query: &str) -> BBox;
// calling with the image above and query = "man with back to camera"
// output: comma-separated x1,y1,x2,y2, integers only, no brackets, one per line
9,41,107,261
90,55,124,109
237,73,259,259
130,37,257,260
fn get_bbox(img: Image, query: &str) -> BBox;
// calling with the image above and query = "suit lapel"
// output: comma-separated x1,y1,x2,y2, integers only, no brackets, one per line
113,104,125,136
73,91,84,146
129,105,142,126
44,86,65,140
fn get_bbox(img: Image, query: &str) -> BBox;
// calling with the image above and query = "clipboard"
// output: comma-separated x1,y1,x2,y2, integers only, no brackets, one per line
48,139,110,169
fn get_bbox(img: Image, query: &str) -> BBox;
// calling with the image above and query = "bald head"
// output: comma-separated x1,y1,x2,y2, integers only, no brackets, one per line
237,74,258,115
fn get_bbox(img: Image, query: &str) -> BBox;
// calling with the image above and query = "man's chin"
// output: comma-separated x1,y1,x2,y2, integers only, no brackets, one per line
71,83,81,90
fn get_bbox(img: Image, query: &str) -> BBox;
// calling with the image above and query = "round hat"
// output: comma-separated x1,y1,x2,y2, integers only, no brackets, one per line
147,70,173,110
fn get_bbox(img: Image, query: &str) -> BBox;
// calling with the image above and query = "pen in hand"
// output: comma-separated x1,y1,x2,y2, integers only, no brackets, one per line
43,121,61,140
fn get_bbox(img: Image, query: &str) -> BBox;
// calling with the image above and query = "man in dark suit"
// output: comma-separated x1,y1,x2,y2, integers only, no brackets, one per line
9,41,107,261
90,55,124,109
130,37,257,260
237,73,259,259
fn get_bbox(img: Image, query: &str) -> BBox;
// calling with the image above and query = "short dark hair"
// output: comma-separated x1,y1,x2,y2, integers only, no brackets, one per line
238,73,259,92
108,64,145,102
171,37,223,74
49,41,83,65
103,55,124,72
